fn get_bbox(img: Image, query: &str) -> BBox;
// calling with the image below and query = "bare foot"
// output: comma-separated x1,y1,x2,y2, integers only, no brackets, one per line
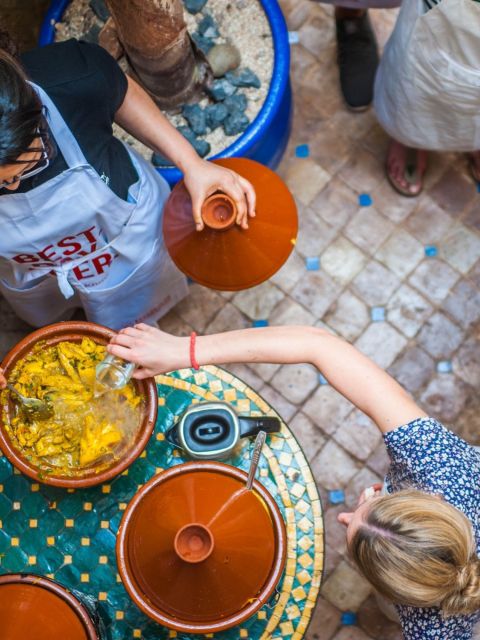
386,140,428,197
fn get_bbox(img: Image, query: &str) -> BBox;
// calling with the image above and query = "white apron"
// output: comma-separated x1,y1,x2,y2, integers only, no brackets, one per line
374,0,480,151
0,83,188,330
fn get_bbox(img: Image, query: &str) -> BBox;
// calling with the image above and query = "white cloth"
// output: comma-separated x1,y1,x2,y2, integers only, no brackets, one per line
0,83,187,329
374,0,480,151
319,0,401,7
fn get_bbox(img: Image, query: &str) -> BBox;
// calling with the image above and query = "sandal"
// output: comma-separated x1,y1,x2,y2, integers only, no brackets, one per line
386,141,428,197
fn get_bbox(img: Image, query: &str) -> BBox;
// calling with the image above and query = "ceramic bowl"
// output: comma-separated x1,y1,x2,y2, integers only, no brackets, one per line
0,321,157,488
0,574,100,639
117,460,287,633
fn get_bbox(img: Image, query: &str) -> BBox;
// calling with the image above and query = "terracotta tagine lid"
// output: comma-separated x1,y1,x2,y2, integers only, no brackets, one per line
0,321,158,488
117,461,287,633
0,574,99,640
163,158,298,290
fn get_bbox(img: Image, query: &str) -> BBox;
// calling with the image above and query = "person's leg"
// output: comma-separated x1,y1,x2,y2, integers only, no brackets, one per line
335,7,379,111
386,139,428,197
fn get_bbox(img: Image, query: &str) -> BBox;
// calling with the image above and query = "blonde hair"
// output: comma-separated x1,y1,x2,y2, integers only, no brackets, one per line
350,490,480,616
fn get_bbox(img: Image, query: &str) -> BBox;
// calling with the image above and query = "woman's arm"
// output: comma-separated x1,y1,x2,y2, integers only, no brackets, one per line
108,324,426,433
114,76,255,230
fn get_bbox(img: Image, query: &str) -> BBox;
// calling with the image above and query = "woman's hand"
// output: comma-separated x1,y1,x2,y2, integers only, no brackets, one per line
107,324,189,378
182,158,256,231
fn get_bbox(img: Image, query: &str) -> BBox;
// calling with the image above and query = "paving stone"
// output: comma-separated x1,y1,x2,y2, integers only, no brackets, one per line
344,467,383,510
352,261,400,306
270,250,306,293
354,323,407,370
468,259,480,288
463,200,480,232
310,177,360,231
387,284,434,338
289,411,327,463
338,147,384,193
280,0,312,30
420,375,471,423
270,298,316,326
205,302,249,334
174,284,224,333
428,167,477,216
303,386,355,436
367,442,391,478
291,270,343,319
440,222,480,274
232,281,284,320
452,337,480,388
417,312,464,359
454,395,480,446
387,347,435,394
309,124,352,175
334,627,379,640
295,205,338,257
344,207,394,255
444,280,480,329
322,560,372,611
270,363,318,404
311,440,361,490
408,259,460,305
257,383,297,422
297,7,335,59
324,291,369,341
284,158,331,206
320,237,368,285
405,197,454,244
306,595,342,640
375,229,424,278
370,179,418,224
247,362,281,382
156,309,193,336
357,595,403,640
333,409,382,463
223,363,264,392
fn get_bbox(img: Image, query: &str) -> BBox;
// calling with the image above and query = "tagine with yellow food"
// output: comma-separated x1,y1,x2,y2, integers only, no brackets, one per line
1,338,142,476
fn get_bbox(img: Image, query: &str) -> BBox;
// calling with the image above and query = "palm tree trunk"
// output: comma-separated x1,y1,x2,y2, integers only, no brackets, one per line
105,0,210,110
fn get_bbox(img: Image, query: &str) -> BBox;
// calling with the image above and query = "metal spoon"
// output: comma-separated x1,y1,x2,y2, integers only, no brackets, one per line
6,383,54,420
246,430,267,491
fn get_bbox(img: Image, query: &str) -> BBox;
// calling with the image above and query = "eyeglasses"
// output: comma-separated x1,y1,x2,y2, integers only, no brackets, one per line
0,132,50,190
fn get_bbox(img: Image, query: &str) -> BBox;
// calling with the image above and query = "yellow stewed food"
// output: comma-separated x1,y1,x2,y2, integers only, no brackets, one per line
2,338,142,476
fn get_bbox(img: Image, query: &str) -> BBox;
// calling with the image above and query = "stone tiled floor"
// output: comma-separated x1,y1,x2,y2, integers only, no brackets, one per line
1,2,480,639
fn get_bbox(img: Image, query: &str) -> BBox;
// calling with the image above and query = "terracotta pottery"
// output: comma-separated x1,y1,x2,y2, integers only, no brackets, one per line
117,461,287,633
163,157,298,291
0,321,158,488
0,574,100,639
201,192,237,230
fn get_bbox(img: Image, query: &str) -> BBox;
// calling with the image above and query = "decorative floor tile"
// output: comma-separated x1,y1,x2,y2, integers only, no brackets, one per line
344,207,394,256
324,291,369,341
320,237,368,286
352,260,400,307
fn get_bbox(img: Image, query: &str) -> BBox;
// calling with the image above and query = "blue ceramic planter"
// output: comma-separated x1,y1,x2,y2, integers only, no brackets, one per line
39,0,292,186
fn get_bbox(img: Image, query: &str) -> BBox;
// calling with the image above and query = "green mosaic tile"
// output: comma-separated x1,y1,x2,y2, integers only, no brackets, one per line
0,369,323,639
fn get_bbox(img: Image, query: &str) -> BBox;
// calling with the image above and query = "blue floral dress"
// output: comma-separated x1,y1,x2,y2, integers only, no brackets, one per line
383,417,480,640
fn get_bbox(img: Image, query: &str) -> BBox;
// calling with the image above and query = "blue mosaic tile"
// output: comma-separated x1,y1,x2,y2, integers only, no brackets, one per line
371,306,385,322
341,611,357,625
306,256,320,271
358,193,372,207
288,31,300,44
424,245,438,257
252,319,269,328
295,144,309,158
319,374,329,385
437,360,453,373
328,490,345,505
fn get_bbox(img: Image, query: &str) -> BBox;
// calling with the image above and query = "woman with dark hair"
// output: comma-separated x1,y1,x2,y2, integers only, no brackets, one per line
106,323,480,639
0,36,255,329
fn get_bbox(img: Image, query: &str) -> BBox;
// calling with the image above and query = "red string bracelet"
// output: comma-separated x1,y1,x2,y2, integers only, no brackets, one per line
190,331,200,370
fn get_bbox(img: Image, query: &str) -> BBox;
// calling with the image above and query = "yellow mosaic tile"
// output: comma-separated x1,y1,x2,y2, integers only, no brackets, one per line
64,555,72,564
11,537,19,547
115,611,124,620
13,501,20,510
83,502,92,511
280,621,295,635
81,573,89,583
296,569,311,586
295,499,310,516
81,537,90,546
98,592,107,601
297,516,313,533
156,433,165,441
28,556,36,565
278,451,293,466
65,519,74,527
30,483,40,492
102,485,111,494
101,520,109,528
239,630,249,638
46,536,55,546
29,519,37,528
133,631,142,639
286,604,301,619
291,586,307,602
223,388,237,402
298,553,313,569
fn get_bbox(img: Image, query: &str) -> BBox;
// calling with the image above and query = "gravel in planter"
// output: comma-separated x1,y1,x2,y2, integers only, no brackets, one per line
56,0,273,163
182,104,207,136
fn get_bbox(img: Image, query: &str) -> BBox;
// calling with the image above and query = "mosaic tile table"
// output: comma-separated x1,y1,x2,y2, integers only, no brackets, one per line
0,366,324,640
